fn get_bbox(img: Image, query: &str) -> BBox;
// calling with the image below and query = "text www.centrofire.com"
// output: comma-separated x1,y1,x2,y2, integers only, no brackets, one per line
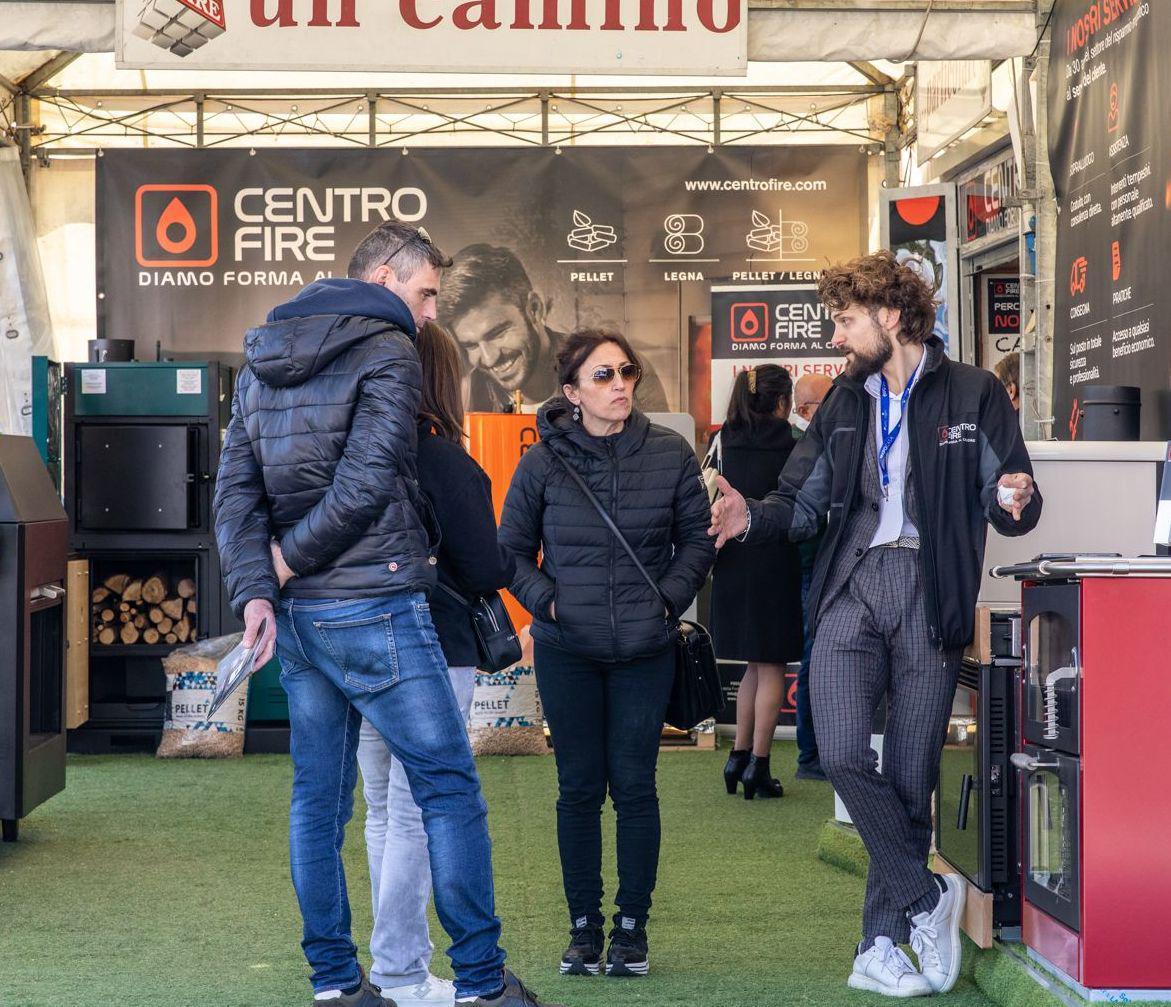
683,178,828,192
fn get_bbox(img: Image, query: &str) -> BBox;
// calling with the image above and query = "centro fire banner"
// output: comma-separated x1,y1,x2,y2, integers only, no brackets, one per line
708,282,843,424
116,0,746,75
96,147,866,412
1048,0,1171,439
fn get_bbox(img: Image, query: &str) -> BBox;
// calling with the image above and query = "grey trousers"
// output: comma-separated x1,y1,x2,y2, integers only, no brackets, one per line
811,546,961,945
356,666,477,989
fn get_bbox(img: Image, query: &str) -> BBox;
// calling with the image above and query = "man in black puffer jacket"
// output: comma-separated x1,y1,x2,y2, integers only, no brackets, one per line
214,223,557,1007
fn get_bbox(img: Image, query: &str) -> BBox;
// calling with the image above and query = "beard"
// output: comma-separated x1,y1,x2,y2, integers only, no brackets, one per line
841,326,893,381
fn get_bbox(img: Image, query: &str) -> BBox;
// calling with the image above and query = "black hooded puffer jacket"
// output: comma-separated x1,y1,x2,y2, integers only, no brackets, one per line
214,279,436,619
499,398,716,663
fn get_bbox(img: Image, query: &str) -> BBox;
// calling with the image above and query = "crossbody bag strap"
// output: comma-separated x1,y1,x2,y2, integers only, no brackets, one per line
549,448,675,619
435,581,471,609
702,430,721,472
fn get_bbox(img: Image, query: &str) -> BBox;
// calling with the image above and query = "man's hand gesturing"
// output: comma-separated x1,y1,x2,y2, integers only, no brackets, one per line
708,475,749,549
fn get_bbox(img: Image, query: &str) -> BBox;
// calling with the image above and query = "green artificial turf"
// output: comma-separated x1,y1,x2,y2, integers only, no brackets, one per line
1,743,1006,1007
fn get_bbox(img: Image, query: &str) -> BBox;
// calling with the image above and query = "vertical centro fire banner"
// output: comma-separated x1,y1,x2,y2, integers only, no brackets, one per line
708,280,842,425
1048,0,1171,439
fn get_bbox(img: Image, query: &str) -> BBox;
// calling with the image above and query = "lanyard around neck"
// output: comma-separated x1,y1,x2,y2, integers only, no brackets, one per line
878,373,916,497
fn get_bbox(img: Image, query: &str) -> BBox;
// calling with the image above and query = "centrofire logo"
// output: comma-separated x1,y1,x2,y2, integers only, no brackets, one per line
135,184,219,267
937,422,977,446
730,302,768,342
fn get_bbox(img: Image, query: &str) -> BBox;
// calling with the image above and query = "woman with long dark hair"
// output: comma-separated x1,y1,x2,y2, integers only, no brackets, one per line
710,364,804,799
499,330,715,980
355,322,515,1007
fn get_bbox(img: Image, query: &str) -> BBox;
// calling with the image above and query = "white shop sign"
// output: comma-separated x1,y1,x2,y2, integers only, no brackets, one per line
117,0,747,75
916,60,992,163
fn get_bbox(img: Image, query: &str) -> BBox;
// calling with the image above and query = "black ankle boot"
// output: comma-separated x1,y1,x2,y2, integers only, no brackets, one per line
741,755,784,800
723,749,751,794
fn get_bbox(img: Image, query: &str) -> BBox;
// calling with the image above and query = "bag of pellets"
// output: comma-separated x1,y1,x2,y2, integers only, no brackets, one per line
468,626,548,756
156,633,250,759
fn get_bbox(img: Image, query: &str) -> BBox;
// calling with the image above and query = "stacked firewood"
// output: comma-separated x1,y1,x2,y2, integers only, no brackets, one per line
91,573,197,647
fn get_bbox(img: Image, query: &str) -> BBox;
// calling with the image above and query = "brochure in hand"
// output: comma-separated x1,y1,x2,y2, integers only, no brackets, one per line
206,619,265,722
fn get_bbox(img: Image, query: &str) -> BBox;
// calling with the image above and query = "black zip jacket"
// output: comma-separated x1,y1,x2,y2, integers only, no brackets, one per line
416,421,515,668
744,337,1041,650
214,279,435,618
499,399,716,663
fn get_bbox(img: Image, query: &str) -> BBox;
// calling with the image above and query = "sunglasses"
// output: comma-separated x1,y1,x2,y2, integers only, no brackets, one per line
586,363,641,385
381,226,433,267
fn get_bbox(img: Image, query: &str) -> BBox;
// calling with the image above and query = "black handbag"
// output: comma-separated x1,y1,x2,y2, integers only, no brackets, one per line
436,583,523,674
550,451,724,731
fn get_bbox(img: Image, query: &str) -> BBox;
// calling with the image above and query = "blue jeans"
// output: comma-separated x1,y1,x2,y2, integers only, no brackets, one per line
356,666,477,990
276,592,505,998
796,568,819,768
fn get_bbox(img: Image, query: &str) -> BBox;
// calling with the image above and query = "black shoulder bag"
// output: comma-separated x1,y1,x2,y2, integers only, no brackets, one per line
436,583,523,674
550,451,723,730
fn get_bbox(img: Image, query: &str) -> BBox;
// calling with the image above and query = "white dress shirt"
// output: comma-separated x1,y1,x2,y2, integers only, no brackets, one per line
866,352,925,548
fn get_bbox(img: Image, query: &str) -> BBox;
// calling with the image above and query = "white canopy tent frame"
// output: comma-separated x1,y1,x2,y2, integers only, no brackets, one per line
0,0,1054,437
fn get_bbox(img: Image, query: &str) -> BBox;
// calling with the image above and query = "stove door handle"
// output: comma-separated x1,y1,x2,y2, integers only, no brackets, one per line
1010,752,1059,773
957,774,973,831
31,583,66,601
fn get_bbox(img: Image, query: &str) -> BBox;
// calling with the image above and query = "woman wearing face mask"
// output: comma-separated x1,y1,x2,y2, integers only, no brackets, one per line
709,365,805,799
499,330,715,982
355,322,515,1007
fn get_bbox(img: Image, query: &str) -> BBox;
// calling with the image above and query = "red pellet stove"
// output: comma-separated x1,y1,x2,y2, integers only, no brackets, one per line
994,555,1171,998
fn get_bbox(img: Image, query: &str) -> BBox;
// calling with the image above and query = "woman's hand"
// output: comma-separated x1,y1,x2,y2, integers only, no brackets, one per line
270,540,296,589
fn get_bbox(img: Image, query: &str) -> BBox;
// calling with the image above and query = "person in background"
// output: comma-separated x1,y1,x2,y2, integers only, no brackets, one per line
438,244,669,413
791,372,834,782
709,251,1040,998
791,373,833,433
214,221,556,1007
499,330,714,981
356,322,516,1007
710,365,804,800
994,352,1021,412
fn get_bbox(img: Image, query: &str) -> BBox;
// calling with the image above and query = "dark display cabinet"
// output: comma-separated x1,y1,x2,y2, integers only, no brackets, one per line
935,611,1022,941
64,361,249,752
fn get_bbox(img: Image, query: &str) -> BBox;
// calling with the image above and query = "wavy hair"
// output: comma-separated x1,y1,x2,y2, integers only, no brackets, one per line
817,249,938,345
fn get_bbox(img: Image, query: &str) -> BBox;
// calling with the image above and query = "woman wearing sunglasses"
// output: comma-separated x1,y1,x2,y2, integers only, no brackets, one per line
499,330,715,981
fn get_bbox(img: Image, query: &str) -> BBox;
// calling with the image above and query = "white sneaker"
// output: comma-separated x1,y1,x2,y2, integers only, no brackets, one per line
848,937,933,998
377,975,456,1007
910,873,967,993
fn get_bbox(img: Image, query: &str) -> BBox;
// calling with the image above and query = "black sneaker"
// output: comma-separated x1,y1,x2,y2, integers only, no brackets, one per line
795,760,828,782
311,967,397,1006
560,920,604,975
605,924,648,977
459,968,564,1007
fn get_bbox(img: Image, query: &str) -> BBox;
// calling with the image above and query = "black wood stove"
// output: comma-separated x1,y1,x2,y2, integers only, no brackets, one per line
0,436,69,841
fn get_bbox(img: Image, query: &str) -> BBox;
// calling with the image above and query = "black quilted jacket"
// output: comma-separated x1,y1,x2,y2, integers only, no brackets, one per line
499,398,716,663
214,279,436,618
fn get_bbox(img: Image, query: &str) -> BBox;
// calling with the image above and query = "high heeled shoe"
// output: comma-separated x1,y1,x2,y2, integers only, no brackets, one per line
741,755,784,800
722,749,751,794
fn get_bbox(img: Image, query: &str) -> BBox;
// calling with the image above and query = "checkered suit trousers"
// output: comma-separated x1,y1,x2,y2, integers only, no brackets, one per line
812,419,962,945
